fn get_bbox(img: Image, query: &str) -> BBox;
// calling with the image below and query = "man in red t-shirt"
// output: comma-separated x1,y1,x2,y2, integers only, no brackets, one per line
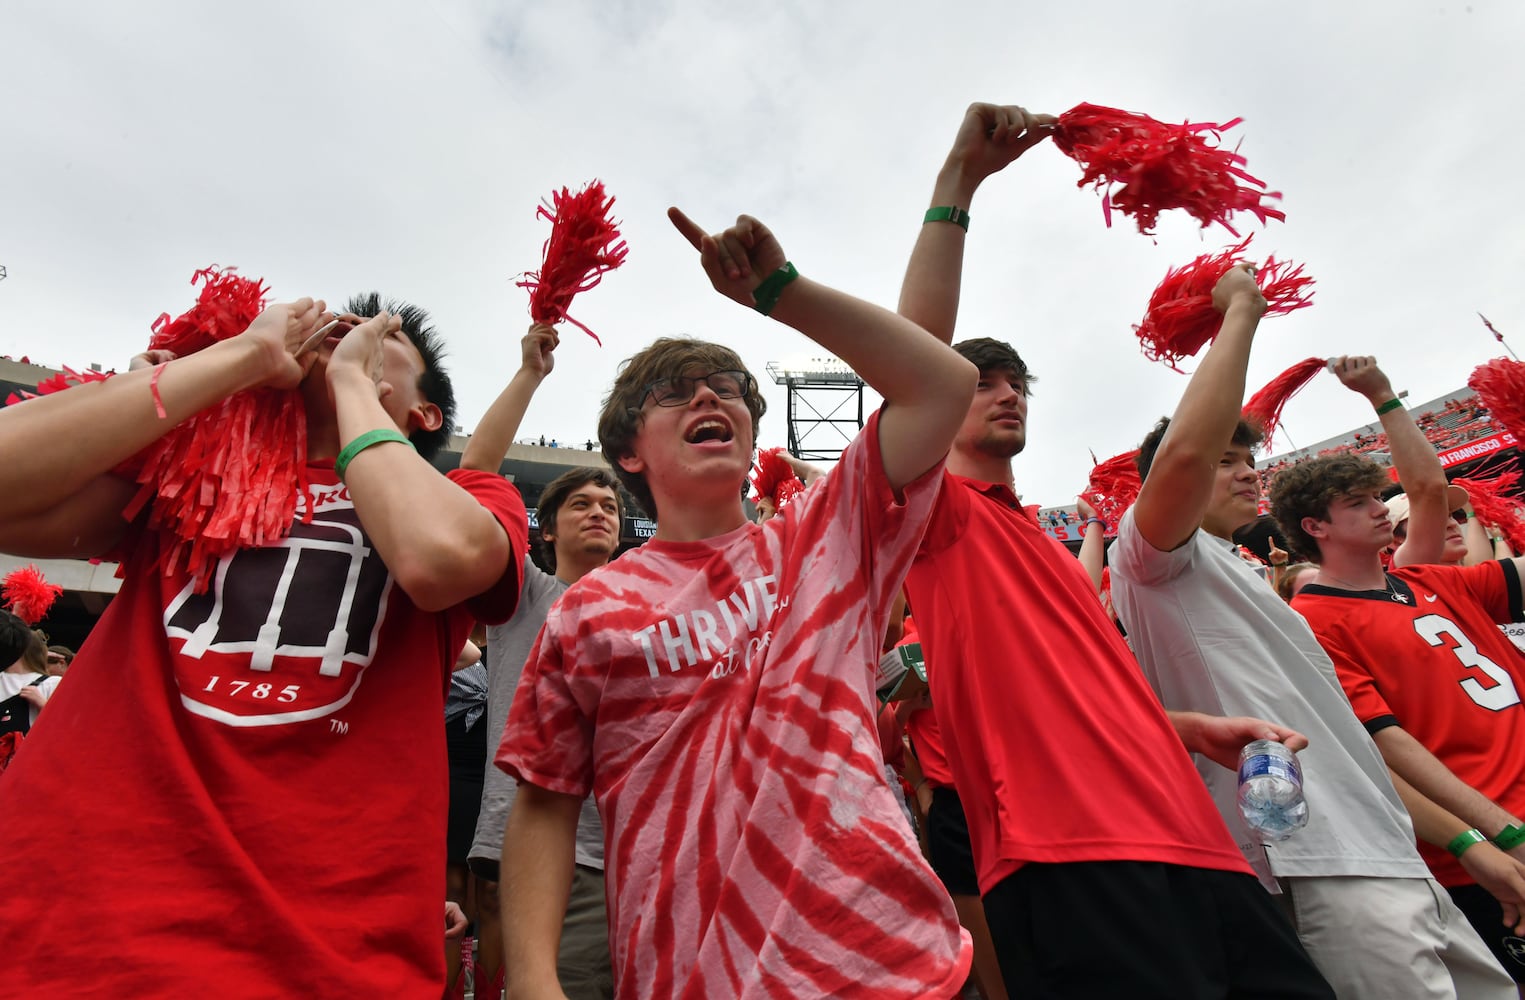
1273,450,1525,981
895,102,1333,998
497,208,980,998
0,297,526,997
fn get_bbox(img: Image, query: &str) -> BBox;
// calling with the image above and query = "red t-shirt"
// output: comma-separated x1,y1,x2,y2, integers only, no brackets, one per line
0,466,526,997
905,475,1252,894
1294,560,1525,885
499,412,972,999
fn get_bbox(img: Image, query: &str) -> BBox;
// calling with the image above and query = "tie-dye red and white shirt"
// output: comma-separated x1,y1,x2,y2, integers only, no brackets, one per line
499,410,972,999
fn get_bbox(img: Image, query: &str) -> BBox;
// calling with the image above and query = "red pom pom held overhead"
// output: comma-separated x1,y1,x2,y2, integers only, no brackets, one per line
1242,357,1327,450
517,181,629,345
2,565,62,626
1053,103,1285,237
749,448,806,510
1083,449,1143,527
149,266,270,356
1468,357,1525,447
1452,470,1525,556
1132,238,1315,372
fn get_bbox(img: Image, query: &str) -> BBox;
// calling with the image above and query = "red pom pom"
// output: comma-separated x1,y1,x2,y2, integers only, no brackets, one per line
1083,449,1143,527
1453,470,1525,556
517,181,629,345
149,266,270,356
1242,357,1327,451
5,365,114,406
1132,238,1315,371
2,565,62,626
1468,358,1525,447
1054,103,1285,236
0,731,21,773
749,448,805,509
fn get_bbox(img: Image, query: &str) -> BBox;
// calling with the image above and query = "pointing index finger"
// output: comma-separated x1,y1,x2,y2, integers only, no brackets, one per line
668,207,709,251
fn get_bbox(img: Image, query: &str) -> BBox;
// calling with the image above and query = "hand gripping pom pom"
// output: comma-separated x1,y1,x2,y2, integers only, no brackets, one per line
1242,357,1327,451
749,448,806,510
1084,450,1143,527
1132,238,1315,372
2,565,62,626
1452,470,1525,556
517,181,629,344
1053,103,1285,236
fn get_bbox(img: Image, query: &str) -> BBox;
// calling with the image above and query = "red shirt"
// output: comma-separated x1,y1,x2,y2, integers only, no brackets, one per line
1294,560,1525,885
0,467,526,998
905,474,1251,894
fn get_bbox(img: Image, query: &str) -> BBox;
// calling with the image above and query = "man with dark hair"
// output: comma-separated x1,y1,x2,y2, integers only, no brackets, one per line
1274,410,1525,985
897,102,1332,998
0,298,527,996
498,207,979,998
343,292,457,461
1112,311,1515,996
457,324,623,1000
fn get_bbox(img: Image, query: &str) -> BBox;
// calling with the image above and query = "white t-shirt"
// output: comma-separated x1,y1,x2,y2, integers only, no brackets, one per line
0,670,62,728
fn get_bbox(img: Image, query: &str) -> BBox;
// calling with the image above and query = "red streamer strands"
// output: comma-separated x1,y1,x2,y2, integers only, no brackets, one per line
124,267,310,590
5,366,114,407
2,565,62,626
1242,357,1327,450
0,732,20,774
1084,449,1143,526
1053,103,1285,236
1452,470,1525,556
749,448,806,510
1132,238,1315,372
1468,358,1525,446
517,181,629,344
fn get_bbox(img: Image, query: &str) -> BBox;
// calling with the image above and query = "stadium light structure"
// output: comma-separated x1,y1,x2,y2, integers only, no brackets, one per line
765,356,865,462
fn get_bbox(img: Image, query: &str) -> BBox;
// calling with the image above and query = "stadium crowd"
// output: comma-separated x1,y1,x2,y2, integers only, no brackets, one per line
2,102,1525,1000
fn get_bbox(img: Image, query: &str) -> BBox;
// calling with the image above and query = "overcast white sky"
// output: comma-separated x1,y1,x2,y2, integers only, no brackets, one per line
3,1,1520,506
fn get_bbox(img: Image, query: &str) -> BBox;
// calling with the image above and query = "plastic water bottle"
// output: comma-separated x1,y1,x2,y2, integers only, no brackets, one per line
1237,739,1309,841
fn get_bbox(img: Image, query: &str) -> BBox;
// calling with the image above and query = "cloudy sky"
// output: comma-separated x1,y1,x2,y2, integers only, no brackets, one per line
3,1,1520,506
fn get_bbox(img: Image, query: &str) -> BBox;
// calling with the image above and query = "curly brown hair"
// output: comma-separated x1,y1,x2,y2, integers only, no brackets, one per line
1268,455,1391,561
597,338,766,520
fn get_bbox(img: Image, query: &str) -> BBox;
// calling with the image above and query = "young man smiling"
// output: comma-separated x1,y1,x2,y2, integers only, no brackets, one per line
496,207,978,998
1111,331,1516,996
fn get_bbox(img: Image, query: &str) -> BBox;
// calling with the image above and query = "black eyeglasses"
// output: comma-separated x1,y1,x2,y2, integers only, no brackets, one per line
640,370,752,408
1451,509,1469,524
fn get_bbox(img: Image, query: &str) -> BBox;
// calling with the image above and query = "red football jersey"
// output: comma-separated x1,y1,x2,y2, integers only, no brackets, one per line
0,466,526,997
499,412,972,999
1294,560,1525,885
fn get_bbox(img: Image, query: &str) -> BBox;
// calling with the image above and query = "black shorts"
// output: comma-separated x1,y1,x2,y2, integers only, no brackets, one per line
1449,882,1525,982
981,861,1334,1000
925,786,980,897
445,714,488,865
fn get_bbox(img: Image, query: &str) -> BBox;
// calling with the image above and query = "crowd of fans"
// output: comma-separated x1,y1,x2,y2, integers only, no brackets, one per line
2,102,1525,1000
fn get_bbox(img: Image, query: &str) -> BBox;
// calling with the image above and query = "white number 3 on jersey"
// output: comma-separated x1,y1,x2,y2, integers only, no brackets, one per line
1415,613,1523,711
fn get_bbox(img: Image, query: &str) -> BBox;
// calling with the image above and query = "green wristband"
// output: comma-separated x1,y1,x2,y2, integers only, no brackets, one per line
923,205,971,232
1493,823,1525,852
1374,397,1404,416
335,428,415,481
752,262,800,317
1447,828,1488,859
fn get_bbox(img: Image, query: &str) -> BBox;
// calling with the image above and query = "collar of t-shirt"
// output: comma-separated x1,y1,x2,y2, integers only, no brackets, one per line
949,474,1027,516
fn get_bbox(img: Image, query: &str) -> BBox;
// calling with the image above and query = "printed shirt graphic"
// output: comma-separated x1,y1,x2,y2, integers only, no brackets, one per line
499,411,973,999
0,465,526,998
1295,559,1525,886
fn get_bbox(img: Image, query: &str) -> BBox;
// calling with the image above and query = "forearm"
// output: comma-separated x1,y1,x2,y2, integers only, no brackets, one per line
460,368,546,473
1381,400,1450,566
1387,767,1476,846
895,160,982,344
502,785,581,997
1461,517,1494,566
1376,726,1518,837
332,372,512,610
0,337,270,520
1077,519,1106,592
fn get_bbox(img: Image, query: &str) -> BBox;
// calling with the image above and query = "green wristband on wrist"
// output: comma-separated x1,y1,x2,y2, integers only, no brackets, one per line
923,206,971,232
1447,828,1489,859
334,428,416,481
1493,823,1525,852
1374,397,1404,416
752,262,800,317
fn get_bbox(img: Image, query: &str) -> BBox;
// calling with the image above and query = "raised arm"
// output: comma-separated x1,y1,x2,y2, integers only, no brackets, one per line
0,300,326,557
1132,267,1267,551
326,315,513,611
897,103,1056,345
459,324,559,473
1075,495,1107,594
1331,357,1450,568
668,209,976,493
